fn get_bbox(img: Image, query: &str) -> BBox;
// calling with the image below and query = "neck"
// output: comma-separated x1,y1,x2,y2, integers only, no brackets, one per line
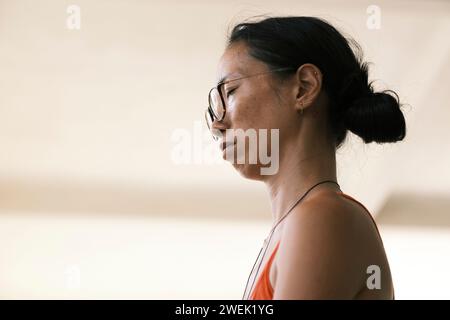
263,134,339,229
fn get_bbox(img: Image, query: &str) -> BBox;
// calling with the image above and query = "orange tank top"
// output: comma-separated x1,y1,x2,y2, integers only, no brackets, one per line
248,191,395,300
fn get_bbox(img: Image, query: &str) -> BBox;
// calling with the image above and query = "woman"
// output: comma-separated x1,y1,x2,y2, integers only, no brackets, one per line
205,16,405,300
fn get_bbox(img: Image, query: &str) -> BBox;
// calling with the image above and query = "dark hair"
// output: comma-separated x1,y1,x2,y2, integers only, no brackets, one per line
227,16,406,149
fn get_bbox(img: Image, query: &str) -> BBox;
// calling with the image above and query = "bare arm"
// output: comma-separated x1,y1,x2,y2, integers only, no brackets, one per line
273,197,367,299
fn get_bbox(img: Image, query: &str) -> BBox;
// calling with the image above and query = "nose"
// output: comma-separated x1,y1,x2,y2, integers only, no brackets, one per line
210,117,228,139
211,117,227,130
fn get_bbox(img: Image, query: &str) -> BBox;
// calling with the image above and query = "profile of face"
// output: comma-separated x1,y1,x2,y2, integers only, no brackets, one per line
211,41,323,180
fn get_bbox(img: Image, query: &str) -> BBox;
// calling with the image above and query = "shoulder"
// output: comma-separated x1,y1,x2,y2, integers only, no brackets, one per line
283,190,375,242
273,191,373,299
282,191,365,241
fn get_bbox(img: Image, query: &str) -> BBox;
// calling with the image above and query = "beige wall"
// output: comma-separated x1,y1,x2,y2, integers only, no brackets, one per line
0,0,448,214
0,0,449,299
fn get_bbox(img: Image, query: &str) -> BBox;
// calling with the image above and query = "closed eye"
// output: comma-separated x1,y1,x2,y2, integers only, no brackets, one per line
226,87,237,98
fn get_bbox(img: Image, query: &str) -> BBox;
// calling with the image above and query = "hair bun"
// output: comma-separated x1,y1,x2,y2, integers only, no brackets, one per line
344,90,406,144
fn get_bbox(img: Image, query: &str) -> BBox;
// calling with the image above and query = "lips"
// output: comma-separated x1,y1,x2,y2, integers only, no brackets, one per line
220,140,235,152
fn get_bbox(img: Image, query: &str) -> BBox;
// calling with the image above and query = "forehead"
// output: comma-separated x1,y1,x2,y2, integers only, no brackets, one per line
216,42,265,83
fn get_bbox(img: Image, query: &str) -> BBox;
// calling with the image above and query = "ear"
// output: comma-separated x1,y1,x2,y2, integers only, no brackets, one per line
292,64,322,113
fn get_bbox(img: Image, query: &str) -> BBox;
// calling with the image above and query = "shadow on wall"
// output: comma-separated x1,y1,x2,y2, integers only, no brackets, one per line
376,192,450,228
0,177,270,220
2,177,450,229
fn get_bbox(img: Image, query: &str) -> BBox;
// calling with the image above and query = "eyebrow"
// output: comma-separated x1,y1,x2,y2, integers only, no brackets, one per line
217,72,241,86
217,74,230,86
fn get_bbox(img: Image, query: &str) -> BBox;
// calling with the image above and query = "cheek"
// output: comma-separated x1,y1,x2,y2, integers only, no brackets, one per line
232,94,280,159
230,90,278,130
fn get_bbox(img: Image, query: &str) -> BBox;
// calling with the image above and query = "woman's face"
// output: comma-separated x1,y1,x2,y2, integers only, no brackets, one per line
212,41,299,180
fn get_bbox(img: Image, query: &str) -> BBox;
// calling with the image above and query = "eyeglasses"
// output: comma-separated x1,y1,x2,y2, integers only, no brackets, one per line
204,67,295,140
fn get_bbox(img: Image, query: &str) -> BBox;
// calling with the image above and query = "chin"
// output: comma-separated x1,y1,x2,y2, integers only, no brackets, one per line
232,163,267,181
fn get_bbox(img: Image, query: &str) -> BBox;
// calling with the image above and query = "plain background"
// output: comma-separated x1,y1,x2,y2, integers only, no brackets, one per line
0,0,449,299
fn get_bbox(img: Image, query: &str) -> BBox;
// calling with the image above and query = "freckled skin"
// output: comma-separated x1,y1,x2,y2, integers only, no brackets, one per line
213,41,300,180
212,40,335,193
211,41,394,299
